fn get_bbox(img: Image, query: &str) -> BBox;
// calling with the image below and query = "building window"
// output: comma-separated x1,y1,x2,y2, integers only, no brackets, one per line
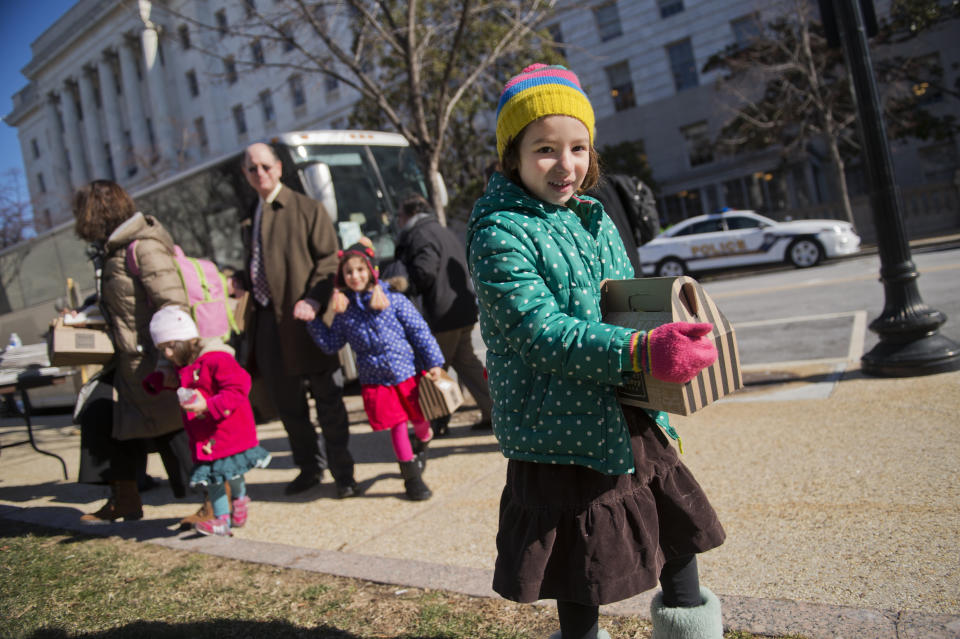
224,56,237,84
178,24,191,50
186,70,199,97
195,117,208,149
546,23,565,58
37,173,46,194
666,38,698,91
658,0,684,18
244,0,256,17
260,90,275,122
232,104,247,135
910,53,943,106
593,2,623,42
281,23,295,52
215,9,228,37
731,14,761,48
289,74,306,108
251,40,265,67
31,138,40,158
918,141,958,183
681,121,714,166
604,61,636,111
325,74,339,95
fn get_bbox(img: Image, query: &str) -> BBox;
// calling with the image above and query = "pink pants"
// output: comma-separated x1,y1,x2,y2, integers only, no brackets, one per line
390,420,432,462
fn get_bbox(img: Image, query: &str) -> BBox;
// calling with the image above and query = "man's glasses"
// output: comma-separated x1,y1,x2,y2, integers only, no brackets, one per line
246,163,275,174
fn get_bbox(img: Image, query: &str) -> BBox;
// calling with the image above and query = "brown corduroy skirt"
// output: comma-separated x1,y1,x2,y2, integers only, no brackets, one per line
492,404,725,606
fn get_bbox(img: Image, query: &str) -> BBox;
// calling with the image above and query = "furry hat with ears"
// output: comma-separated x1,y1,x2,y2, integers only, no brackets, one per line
336,237,378,289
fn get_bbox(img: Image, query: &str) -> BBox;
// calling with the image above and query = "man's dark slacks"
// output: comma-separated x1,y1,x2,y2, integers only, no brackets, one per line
254,305,354,483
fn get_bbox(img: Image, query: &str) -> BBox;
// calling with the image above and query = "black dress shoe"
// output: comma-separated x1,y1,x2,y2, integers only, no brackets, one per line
335,480,362,499
470,419,492,431
284,470,322,495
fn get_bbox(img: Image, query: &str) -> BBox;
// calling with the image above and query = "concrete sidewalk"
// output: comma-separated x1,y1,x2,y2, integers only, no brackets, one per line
2,362,959,639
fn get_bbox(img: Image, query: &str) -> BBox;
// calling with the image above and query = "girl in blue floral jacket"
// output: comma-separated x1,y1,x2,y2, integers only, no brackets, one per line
467,64,725,639
307,239,444,501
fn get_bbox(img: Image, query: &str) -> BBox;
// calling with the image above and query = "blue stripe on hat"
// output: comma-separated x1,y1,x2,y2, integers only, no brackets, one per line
496,76,589,118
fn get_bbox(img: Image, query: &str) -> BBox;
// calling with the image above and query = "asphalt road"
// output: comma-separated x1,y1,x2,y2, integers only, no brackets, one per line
697,246,960,369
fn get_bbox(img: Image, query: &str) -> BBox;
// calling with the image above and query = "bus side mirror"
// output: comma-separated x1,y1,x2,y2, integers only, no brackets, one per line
301,162,338,222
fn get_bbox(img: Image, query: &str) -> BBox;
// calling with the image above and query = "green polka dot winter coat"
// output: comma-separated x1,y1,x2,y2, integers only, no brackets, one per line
467,173,666,475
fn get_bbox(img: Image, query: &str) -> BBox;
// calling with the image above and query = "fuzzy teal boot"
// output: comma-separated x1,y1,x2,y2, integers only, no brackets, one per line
650,586,723,639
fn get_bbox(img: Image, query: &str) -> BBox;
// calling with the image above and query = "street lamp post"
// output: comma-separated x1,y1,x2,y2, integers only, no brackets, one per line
832,0,960,376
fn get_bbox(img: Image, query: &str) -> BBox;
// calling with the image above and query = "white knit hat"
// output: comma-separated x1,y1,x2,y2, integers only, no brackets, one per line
149,306,199,345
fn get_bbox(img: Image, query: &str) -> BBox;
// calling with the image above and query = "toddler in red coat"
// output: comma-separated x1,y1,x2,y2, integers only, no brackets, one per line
145,306,271,536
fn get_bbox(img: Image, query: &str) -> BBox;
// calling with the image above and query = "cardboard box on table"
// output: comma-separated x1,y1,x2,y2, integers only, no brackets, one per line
47,317,114,367
601,276,743,415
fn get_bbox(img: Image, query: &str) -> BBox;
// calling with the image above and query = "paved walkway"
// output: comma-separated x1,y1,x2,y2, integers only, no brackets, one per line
2,357,959,638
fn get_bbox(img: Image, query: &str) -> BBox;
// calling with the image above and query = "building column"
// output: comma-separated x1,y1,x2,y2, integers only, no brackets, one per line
44,94,72,197
77,66,110,180
97,51,128,180
60,80,89,189
117,36,152,171
140,24,177,166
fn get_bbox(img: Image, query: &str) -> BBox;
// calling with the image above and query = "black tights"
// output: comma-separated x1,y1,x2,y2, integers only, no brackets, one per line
556,554,701,638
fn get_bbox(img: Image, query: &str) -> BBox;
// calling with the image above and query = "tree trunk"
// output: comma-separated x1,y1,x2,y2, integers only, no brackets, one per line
826,136,856,228
428,153,447,227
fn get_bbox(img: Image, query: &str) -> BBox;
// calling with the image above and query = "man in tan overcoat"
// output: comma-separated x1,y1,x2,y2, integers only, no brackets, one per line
236,142,358,498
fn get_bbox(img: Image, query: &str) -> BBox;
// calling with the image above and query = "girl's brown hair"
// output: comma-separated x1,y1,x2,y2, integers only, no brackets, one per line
499,124,600,195
161,337,204,367
72,180,137,243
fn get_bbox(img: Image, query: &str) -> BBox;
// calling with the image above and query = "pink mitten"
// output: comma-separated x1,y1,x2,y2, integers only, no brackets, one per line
644,322,718,384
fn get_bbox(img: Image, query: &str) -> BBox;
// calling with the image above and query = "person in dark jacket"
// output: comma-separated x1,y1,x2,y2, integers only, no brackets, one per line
394,194,493,433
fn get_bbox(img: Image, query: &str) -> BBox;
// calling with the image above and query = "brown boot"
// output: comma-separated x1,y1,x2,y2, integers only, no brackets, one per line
80,480,143,524
178,481,231,529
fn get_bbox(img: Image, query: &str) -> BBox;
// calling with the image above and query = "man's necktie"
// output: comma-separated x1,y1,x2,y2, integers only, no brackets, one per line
251,202,272,306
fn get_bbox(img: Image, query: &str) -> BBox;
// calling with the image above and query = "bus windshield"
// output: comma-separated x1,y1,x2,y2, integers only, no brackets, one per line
287,143,428,259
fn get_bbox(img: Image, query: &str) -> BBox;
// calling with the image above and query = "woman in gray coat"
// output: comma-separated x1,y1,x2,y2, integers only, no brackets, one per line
73,180,193,524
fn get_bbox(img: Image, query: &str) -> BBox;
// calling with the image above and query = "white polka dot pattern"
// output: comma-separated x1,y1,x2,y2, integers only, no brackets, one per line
307,284,445,386
464,173,640,476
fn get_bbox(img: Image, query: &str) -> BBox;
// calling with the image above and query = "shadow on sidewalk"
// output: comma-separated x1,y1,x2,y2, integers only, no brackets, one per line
22,618,365,639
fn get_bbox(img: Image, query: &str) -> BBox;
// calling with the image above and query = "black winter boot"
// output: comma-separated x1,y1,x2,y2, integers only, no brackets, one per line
398,461,432,501
408,434,430,473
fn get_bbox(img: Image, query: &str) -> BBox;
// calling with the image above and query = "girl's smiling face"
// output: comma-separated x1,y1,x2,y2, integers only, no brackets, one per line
516,115,591,206
341,256,372,292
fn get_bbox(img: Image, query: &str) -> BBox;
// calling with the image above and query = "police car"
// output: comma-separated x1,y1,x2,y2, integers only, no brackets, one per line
638,210,861,277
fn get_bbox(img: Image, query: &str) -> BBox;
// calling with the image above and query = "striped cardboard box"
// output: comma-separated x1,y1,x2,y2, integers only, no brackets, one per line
417,370,464,420
602,276,743,415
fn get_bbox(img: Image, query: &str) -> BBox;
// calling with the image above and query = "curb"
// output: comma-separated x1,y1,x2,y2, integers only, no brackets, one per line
4,504,959,639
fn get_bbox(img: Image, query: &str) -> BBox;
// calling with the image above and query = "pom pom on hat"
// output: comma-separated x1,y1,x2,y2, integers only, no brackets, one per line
495,63,595,162
149,306,199,346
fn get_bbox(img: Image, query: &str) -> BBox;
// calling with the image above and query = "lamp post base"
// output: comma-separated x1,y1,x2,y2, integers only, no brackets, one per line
862,333,960,377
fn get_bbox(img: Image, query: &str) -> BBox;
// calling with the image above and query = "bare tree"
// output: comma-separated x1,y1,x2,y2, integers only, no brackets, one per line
704,0,859,226
0,169,33,249
159,0,560,225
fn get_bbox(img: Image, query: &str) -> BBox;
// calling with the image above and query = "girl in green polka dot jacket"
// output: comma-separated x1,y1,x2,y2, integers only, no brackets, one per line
466,64,726,639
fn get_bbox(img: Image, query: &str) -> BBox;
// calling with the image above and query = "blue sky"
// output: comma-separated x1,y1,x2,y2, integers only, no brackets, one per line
1,1,78,199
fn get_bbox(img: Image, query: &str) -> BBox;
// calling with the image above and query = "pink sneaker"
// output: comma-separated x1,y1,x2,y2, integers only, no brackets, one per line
231,495,251,528
194,514,232,537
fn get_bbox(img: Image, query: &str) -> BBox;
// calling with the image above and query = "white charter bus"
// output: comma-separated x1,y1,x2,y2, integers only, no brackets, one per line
1,130,438,397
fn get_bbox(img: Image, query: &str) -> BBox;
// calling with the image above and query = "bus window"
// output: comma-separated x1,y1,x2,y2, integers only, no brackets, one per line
135,157,254,271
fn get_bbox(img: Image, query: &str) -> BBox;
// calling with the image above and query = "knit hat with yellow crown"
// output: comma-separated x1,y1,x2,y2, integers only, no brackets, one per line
495,63,595,162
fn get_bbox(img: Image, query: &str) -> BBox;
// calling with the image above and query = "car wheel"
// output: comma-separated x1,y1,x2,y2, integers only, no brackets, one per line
656,258,686,277
787,237,823,268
